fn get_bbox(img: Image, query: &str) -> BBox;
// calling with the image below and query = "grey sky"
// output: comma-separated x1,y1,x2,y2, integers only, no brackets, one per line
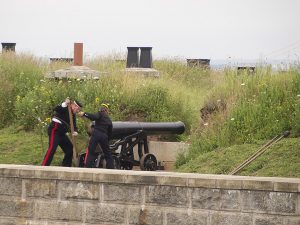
1,0,300,61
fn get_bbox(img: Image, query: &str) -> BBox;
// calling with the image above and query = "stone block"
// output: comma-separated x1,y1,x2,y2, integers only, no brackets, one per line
210,212,252,225
166,210,208,225
0,167,20,177
146,185,188,207
188,178,216,188
284,216,300,225
93,172,125,183
103,184,141,204
220,189,241,211
129,207,163,225
125,174,162,185
216,178,242,189
24,179,57,198
158,175,188,187
35,200,83,221
242,180,273,191
191,188,220,210
19,168,36,178
59,181,99,200
0,177,22,196
45,66,102,80
57,170,94,182
25,221,48,225
148,141,188,162
45,222,85,225
34,170,58,180
274,182,299,193
242,190,297,214
85,203,126,224
0,217,24,225
0,199,34,217
254,215,284,225
26,221,86,225
124,68,160,77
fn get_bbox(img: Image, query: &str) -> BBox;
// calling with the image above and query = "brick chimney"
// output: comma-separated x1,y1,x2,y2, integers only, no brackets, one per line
74,43,83,66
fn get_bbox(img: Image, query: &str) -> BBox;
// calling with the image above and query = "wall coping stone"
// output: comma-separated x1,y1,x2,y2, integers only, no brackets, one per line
0,164,299,192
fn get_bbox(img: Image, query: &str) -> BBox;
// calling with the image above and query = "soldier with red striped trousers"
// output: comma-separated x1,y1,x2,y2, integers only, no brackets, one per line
42,98,82,166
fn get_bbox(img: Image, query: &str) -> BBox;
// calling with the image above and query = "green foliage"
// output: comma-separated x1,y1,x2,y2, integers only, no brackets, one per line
0,126,88,166
1,56,194,136
177,67,300,171
0,53,45,128
1,53,299,177
177,138,300,178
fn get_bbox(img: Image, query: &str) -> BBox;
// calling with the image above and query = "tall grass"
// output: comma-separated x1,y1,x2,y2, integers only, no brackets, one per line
1,53,299,174
176,67,300,168
0,53,46,128
1,54,207,138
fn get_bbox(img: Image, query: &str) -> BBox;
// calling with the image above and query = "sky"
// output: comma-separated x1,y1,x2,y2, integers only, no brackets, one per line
1,0,300,63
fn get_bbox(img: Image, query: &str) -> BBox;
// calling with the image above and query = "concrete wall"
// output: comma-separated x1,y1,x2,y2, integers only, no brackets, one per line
136,141,189,170
0,164,299,225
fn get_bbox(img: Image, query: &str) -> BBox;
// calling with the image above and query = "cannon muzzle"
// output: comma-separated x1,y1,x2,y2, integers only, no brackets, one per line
112,121,185,139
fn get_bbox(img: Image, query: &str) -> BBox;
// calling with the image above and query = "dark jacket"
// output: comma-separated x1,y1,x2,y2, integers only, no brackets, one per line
83,111,112,139
53,104,78,133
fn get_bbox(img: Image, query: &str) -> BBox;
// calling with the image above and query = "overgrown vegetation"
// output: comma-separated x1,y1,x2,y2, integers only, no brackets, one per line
0,52,299,177
176,68,300,171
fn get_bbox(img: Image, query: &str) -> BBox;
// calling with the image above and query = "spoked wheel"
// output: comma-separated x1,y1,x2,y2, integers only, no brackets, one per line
140,153,157,171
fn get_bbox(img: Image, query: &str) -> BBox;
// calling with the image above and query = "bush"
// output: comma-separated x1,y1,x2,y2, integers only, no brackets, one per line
0,53,45,128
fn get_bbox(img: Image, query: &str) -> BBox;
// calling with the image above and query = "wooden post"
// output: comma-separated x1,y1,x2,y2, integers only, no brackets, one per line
68,104,78,163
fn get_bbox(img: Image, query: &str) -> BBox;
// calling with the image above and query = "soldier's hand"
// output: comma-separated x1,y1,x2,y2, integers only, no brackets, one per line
78,111,84,117
65,98,71,105
72,131,78,136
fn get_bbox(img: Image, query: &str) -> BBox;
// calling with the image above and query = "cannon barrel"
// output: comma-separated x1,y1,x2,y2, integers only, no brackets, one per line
111,121,185,139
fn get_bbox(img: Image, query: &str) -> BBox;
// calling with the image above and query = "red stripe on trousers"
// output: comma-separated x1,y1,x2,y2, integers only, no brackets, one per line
84,147,89,165
42,122,58,166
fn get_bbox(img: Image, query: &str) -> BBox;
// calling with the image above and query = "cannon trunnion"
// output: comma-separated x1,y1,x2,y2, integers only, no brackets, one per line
78,121,185,171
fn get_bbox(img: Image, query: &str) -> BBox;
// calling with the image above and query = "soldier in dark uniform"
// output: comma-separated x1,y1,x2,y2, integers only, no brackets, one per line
42,98,82,166
78,103,114,169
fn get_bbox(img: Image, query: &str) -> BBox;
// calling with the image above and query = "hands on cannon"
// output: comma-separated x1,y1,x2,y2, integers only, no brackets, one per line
77,121,185,171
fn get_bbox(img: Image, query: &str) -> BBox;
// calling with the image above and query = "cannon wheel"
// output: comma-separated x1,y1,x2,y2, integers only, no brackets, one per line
140,153,157,171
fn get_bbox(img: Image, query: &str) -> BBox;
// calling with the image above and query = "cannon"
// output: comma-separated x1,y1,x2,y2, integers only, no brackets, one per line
78,121,185,171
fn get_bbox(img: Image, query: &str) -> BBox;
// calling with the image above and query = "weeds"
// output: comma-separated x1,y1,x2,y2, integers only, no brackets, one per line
0,53,299,176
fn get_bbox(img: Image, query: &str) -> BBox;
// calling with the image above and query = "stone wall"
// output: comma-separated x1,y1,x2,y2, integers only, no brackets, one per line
0,164,299,225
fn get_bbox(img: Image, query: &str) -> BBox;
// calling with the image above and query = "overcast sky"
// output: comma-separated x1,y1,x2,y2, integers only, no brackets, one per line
1,0,300,62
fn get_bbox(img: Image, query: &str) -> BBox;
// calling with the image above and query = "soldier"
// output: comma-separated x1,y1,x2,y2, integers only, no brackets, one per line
78,103,114,169
42,98,82,166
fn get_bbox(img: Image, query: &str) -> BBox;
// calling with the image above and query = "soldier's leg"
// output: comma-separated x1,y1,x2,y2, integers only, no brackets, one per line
59,135,73,167
99,134,114,169
85,135,99,168
42,123,60,166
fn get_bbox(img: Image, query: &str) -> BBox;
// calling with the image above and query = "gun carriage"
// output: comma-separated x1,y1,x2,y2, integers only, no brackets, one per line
78,121,185,171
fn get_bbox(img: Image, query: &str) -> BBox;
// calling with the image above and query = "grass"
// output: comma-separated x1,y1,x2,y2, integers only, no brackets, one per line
0,126,88,166
0,126,44,165
0,53,299,177
177,138,300,177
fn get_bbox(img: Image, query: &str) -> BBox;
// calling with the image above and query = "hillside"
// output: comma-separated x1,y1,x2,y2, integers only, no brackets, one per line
0,53,299,177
